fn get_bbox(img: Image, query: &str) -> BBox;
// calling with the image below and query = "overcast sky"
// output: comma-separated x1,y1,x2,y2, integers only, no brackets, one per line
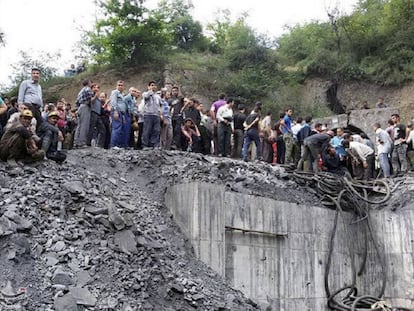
0,0,358,87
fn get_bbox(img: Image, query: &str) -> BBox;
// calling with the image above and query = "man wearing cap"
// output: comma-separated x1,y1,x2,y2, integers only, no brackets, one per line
0,109,44,163
17,68,43,130
5,104,37,135
37,111,66,162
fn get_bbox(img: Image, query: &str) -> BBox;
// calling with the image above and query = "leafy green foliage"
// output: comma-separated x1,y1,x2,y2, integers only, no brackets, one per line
154,0,209,51
205,9,232,53
10,51,59,85
208,17,284,104
6,0,414,118
86,0,171,66
278,0,414,85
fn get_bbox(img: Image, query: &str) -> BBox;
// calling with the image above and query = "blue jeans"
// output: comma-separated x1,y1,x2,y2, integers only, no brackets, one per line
110,112,126,148
378,153,391,177
242,128,262,160
123,114,131,147
142,115,161,147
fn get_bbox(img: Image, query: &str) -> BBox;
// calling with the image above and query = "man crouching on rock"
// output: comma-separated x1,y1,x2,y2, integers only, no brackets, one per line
37,111,67,163
0,109,45,163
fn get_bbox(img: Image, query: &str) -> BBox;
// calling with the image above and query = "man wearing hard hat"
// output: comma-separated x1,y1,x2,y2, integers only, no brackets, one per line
0,109,44,163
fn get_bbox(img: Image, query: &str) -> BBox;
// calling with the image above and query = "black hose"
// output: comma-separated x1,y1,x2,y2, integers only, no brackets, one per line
293,171,396,310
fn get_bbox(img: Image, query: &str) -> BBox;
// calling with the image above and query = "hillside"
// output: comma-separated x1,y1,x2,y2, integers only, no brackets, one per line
47,68,414,125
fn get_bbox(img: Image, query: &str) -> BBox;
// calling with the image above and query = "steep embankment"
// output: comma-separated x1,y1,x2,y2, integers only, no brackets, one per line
302,78,414,123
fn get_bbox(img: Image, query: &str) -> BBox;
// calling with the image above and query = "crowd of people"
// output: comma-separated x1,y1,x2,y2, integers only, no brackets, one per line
0,68,413,179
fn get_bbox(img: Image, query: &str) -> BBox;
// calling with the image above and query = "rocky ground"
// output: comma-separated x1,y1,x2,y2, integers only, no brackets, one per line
0,148,324,311
0,148,411,311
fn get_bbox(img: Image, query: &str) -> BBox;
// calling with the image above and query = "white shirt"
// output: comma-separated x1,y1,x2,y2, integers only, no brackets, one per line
348,141,374,162
216,104,234,130
6,112,37,133
406,129,414,149
291,122,302,138
375,128,392,155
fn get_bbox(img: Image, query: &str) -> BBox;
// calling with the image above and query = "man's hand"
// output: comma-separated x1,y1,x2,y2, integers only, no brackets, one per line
363,161,368,168
58,131,64,142
27,140,38,154
113,111,119,121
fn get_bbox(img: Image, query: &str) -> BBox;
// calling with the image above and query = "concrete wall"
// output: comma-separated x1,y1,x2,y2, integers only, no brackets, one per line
313,107,400,145
164,183,414,310
349,107,400,143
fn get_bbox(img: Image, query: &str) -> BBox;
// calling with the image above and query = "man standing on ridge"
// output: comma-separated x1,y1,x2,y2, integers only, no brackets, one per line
74,79,97,148
216,98,234,157
142,80,162,148
18,67,43,130
210,93,226,155
170,86,184,150
232,102,246,158
123,87,139,148
110,80,127,148
283,107,294,164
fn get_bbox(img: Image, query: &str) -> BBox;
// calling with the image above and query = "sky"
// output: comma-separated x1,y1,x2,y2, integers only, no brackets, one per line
0,0,359,88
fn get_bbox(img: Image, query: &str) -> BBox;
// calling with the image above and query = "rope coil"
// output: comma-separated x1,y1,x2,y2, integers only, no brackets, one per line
291,171,408,311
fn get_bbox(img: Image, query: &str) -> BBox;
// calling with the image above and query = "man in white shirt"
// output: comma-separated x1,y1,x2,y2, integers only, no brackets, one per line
216,98,234,157
343,139,374,180
373,123,392,177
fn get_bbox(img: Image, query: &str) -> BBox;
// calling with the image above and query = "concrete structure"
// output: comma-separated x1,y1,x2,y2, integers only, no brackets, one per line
313,107,399,144
165,182,414,310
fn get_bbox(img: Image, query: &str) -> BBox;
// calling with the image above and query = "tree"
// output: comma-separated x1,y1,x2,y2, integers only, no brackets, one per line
276,0,414,84
10,51,59,85
209,16,283,103
206,9,232,53
154,0,209,51
85,0,171,66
